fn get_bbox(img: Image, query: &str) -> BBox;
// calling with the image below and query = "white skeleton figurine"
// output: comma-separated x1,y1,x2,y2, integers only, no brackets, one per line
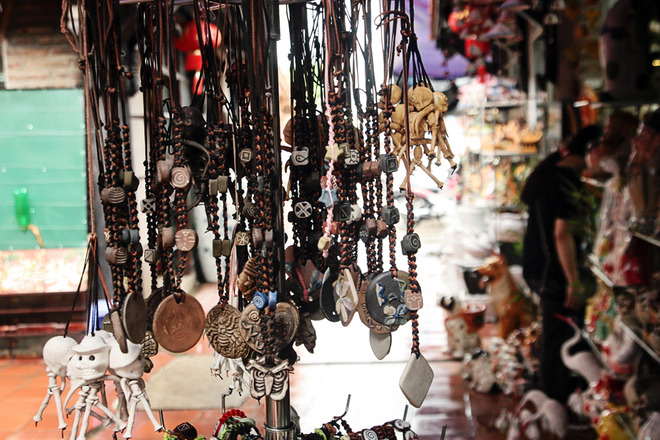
34,335,79,430
64,333,127,440
211,351,250,396
108,339,162,438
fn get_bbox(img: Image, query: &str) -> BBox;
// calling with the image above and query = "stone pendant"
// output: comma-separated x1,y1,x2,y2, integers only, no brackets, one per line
399,352,433,408
369,330,391,360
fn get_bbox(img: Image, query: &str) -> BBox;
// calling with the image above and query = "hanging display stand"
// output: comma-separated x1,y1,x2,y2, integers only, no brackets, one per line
243,0,293,434
43,0,441,437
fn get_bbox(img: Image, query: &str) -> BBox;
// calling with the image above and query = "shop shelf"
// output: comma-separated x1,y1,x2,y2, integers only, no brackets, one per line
582,177,608,188
618,318,660,365
473,149,539,158
631,230,660,248
580,328,612,372
588,254,615,289
573,99,659,109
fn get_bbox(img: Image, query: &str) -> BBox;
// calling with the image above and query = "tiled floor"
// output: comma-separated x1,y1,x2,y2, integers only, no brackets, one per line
0,280,523,440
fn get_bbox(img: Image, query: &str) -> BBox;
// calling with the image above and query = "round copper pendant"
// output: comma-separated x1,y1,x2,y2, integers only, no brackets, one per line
205,303,250,359
152,292,205,353
122,292,148,344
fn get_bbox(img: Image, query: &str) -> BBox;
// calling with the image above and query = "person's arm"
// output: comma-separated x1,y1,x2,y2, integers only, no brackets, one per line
554,218,582,309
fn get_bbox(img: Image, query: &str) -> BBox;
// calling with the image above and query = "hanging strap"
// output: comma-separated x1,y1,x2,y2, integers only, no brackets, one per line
65,237,93,336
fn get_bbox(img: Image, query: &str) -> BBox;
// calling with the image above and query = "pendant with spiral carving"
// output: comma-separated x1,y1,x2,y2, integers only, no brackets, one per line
239,302,299,354
205,303,250,359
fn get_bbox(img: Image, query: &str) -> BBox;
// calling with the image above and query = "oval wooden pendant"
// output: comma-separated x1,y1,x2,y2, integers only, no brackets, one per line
303,297,325,321
110,308,129,353
239,302,299,354
205,303,250,359
320,268,341,322
146,287,165,331
122,292,148,344
152,292,205,353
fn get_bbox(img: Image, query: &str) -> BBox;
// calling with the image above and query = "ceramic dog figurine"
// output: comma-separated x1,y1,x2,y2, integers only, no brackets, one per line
440,296,482,359
477,253,535,339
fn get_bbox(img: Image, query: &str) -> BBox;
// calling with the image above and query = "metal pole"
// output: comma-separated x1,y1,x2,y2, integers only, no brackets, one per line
518,12,543,130
264,393,296,440
527,20,537,130
261,0,294,438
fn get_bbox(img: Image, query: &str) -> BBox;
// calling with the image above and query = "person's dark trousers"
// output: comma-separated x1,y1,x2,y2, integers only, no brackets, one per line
539,292,588,404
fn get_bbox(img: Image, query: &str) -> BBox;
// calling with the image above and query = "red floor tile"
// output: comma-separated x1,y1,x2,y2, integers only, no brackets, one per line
0,288,539,440
0,412,34,434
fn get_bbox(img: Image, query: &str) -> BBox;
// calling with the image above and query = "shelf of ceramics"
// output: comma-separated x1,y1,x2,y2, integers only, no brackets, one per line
582,177,608,188
477,99,548,109
588,254,615,289
573,99,660,110
580,328,613,372
475,149,539,158
617,318,660,366
631,230,660,248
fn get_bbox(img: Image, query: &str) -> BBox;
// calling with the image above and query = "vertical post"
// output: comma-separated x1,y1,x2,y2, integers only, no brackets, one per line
261,0,294,438
527,20,537,130
265,393,295,440
266,0,286,310
519,12,543,130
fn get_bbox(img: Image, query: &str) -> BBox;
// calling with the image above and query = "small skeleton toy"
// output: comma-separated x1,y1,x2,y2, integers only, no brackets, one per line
65,334,127,440
108,339,162,438
211,352,250,397
34,335,79,430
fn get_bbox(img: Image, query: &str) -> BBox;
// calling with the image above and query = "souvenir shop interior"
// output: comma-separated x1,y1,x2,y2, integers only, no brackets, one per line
1,0,660,439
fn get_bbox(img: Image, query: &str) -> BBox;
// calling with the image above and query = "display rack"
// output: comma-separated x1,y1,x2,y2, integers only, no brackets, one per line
631,230,660,248
587,255,660,368
476,150,539,158
573,100,660,110
588,254,615,289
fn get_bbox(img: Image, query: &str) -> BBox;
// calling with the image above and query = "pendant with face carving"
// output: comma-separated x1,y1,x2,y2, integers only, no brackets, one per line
246,356,292,401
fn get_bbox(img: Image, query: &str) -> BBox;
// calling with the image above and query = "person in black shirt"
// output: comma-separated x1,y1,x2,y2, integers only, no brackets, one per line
521,124,602,404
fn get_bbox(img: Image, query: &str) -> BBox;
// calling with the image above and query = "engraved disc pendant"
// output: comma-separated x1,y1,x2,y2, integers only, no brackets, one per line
153,292,205,353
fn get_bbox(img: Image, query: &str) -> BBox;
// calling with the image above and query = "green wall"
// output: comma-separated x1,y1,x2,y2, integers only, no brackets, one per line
0,89,88,249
